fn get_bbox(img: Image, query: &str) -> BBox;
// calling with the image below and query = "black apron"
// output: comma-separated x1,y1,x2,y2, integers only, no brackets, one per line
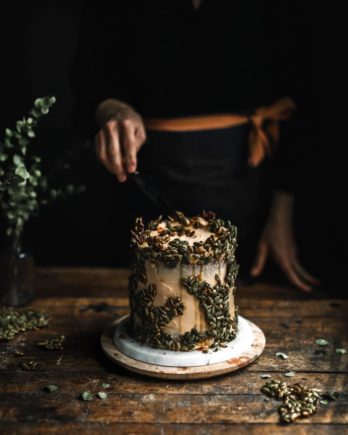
133,122,272,276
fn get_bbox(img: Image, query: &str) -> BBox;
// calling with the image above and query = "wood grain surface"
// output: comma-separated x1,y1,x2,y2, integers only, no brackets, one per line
0,268,347,434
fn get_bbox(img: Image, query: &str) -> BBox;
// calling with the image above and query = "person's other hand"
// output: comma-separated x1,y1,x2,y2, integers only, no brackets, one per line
251,190,320,292
95,99,146,182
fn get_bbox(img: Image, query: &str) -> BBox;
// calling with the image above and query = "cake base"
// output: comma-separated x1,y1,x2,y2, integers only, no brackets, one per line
101,315,266,380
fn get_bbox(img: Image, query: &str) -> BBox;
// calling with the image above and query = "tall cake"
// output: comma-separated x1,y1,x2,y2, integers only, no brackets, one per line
128,211,239,352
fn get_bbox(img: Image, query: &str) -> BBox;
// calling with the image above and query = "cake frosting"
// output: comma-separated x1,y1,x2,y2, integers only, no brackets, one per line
128,211,239,352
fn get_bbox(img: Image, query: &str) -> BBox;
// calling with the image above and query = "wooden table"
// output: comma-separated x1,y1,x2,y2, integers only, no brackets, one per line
1,268,347,434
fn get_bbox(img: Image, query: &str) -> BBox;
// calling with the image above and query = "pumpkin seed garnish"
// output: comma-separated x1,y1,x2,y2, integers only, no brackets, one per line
37,335,65,350
315,338,329,346
276,352,288,360
323,391,340,401
97,391,108,400
261,379,322,423
319,399,329,405
0,307,49,341
260,374,271,379
101,383,110,389
44,384,59,393
80,391,94,401
284,371,295,377
335,348,347,354
20,361,40,371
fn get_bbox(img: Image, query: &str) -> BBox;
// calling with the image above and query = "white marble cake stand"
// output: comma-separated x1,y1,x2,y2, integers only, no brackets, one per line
101,314,265,380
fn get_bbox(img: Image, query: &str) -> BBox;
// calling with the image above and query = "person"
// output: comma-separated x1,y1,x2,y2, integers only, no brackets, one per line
70,0,319,291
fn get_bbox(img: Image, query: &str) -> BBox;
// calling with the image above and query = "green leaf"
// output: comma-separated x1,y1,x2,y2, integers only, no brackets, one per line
34,98,44,109
26,130,35,138
316,339,329,346
19,138,30,147
15,166,30,180
13,155,22,166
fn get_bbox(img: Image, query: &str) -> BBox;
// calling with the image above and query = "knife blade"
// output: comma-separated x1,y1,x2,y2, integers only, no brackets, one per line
127,171,177,217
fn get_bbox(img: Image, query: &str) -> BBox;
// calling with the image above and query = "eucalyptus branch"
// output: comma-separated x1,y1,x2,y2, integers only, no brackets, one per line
0,96,84,240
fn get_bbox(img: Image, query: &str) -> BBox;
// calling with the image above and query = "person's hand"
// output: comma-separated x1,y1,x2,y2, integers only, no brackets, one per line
251,190,320,291
95,99,146,182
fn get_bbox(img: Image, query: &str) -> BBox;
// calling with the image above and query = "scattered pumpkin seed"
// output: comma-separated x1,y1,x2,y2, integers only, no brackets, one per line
80,391,94,401
315,338,329,346
335,348,347,354
260,374,271,379
20,361,40,371
284,371,295,377
276,352,288,360
97,391,108,400
0,307,49,341
261,379,322,423
324,391,340,401
44,384,58,393
37,335,65,350
320,399,329,405
101,383,110,389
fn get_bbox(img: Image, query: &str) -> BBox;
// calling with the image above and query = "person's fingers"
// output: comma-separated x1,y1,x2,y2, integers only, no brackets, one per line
120,119,137,173
278,257,313,292
95,130,111,171
250,240,268,276
136,122,147,147
104,121,127,182
293,259,320,285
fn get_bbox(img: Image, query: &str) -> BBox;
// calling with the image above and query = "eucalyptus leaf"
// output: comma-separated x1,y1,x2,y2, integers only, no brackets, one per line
13,155,22,166
15,166,30,180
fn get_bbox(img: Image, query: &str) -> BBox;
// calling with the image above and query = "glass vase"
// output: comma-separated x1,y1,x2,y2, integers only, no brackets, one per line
0,235,35,306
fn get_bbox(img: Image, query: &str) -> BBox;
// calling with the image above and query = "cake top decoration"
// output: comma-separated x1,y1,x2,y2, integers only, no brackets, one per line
130,210,237,268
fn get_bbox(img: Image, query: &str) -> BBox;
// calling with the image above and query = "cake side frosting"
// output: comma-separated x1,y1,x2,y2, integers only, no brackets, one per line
128,211,239,352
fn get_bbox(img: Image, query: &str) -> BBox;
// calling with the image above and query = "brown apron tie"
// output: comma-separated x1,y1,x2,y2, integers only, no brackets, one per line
144,96,296,167
247,96,296,166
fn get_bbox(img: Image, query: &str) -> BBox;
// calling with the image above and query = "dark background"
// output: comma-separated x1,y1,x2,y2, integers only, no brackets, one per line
0,1,346,291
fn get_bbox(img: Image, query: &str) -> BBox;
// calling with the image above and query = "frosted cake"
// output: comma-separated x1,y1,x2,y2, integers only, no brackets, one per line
128,211,239,352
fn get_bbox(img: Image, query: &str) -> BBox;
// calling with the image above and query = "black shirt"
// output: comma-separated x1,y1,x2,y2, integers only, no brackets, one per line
70,0,310,192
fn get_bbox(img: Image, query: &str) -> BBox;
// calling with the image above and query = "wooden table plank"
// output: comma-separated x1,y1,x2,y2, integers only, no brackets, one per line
1,267,347,434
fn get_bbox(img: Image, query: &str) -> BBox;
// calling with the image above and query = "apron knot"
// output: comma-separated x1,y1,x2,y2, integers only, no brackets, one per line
247,96,296,167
